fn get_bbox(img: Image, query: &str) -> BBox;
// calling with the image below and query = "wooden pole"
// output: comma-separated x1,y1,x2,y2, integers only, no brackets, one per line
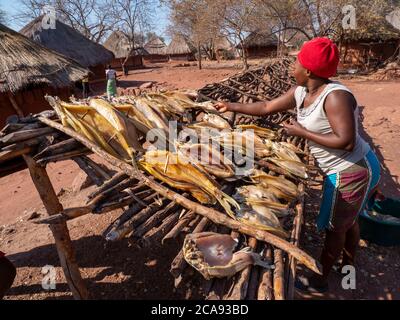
23,155,89,300
8,93,24,117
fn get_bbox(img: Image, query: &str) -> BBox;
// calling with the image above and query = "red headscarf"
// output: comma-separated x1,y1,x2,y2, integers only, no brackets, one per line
298,37,339,79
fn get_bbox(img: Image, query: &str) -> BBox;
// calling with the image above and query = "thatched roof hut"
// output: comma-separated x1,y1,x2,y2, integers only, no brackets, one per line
238,31,278,58
336,18,400,68
0,23,87,126
144,36,168,63
20,16,113,80
104,31,132,59
214,36,236,60
104,31,147,70
166,36,196,61
144,36,167,55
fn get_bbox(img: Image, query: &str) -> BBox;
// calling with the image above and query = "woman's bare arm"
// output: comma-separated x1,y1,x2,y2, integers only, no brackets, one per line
215,86,298,116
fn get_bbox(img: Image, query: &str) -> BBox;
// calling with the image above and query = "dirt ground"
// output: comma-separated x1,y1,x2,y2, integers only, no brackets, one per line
1,60,399,300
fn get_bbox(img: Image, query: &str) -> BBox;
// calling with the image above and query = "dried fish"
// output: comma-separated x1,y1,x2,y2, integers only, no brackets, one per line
183,232,273,280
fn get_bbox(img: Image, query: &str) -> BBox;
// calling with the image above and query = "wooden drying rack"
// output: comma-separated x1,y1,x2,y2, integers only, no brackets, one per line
0,57,319,300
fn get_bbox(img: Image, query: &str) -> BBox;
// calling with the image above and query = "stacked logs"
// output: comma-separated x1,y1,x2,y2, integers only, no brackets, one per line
198,57,296,103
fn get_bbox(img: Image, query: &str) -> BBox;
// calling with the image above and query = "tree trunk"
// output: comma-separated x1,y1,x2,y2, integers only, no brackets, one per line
198,41,202,70
240,40,249,70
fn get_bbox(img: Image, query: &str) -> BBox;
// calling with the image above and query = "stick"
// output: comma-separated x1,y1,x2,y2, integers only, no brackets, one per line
88,172,129,199
103,192,159,237
0,146,33,163
273,249,285,300
39,116,322,275
225,237,257,300
80,155,112,180
34,138,83,160
141,210,181,246
105,199,167,241
88,177,139,208
35,192,140,225
162,210,196,244
23,155,88,300
8,93,24,117
36,148,90,165
131,201,179,239
0,127,54,146
257,245,274,300
286,184,305,300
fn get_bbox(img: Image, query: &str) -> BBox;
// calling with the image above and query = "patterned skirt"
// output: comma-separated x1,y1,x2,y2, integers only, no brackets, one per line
317,150,381,232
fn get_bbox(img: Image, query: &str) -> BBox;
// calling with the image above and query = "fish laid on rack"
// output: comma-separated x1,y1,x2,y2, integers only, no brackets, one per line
250,169,299,200
139,150,240,218
176,143,235,179
46,96,142,161
183,232,274,280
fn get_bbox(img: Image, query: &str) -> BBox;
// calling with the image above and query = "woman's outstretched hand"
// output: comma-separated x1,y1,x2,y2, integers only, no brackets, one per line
283,119,306,137
214,101,232,113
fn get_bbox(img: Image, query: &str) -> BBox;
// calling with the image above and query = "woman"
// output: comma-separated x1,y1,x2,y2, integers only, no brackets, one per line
0,251,16,299
106,65,117,100
215,37,381,293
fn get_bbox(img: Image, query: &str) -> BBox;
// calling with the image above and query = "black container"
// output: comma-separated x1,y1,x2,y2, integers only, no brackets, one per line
359,210,400,247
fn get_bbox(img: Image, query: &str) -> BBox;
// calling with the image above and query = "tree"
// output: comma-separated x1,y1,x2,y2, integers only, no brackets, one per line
16,0,114,43
110,0,155,50
167,0,263,70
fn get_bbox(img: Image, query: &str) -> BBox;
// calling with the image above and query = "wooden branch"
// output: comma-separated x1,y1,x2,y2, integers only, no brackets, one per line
36,148,90,165
88,177,139,207
273,249,285,300
39,117,322,275
225,237,257,300
0,127,54,147
162,210,196,244
105,199,167,241
79,155,112,180
0,146,33,163
131,201,179,239
73,156,104,186
23,155,88,300
286,184,305,300
8,93,24,117
257,245,273,300
141,210,181,246
103,193,159,237
35,192,140,225
34,138,83,160
88,172,129,200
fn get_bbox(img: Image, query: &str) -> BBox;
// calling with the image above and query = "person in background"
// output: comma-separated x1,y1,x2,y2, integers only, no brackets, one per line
82,74,91,99
106,65,117,100
0,251,16,299
215,37,381,293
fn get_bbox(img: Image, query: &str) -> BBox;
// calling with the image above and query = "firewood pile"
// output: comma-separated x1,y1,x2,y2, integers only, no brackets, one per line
198,57,295,103
0,58,319,300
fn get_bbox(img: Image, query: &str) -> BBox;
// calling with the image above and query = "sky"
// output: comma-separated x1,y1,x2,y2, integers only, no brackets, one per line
0,0,171,41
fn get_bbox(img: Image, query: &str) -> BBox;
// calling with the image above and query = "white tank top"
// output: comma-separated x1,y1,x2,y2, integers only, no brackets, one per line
295,81,370,175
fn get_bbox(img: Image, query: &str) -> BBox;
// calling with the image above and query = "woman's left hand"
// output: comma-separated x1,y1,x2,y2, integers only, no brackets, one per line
283,119,306,137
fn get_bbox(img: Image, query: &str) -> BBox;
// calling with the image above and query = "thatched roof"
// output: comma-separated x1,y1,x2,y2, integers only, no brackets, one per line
0,23,88,94
144,36,167,55
166,36,196,55
240,31,278,49
20,16,114,68
215,37,234,51
104,31,148,59
338,17,400,43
